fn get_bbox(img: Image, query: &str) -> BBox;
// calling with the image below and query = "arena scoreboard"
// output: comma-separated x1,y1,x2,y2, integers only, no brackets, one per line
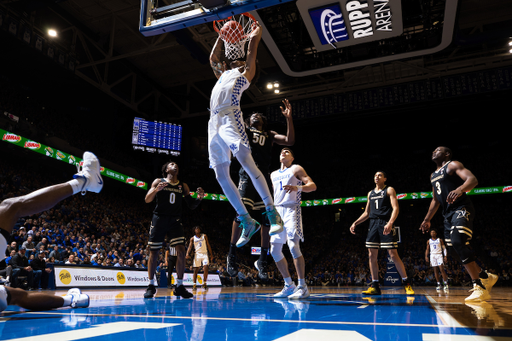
132,117,182,155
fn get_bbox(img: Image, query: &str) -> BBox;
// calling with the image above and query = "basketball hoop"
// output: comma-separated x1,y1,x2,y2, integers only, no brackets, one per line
213,13,256,60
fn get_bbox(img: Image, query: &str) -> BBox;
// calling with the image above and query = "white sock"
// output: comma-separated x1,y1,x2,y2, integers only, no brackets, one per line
298,278,306,287
62,295,73,307
67,179,85,194
284,277,293,286
177,279,183,286
149,278,156,286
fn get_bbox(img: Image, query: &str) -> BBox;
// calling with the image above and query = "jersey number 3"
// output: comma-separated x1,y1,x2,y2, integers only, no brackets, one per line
435,181,442,195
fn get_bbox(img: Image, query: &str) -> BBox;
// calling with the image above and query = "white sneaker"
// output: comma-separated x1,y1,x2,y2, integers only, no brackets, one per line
436,285,441,292
481,272,498,292
465,283,491,302
288,285,310,300
73,152,103,195
236,214,261,247
265,206,284,235
273,283,297,298
67,288,90,308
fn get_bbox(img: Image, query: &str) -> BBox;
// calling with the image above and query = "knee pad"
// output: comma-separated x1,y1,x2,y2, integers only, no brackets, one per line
270,243,285,263
450,227,475,264
287,237,302,259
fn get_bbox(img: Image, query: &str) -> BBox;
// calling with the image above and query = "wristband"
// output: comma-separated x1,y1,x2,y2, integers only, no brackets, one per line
296,185,303,192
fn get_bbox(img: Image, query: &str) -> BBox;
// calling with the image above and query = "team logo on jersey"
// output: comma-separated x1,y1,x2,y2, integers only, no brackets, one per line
456,208,470,221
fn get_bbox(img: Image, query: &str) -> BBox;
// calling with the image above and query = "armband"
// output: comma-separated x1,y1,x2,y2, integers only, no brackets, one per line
443,248,447,257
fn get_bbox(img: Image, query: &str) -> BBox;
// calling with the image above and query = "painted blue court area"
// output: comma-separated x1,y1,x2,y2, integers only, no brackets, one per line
1,288,510,340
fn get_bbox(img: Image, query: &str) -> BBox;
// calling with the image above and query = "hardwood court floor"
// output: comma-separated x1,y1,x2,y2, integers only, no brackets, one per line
1,285,511,340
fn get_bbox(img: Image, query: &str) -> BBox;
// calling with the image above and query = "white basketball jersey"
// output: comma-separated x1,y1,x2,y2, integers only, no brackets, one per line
210,69,250,112
430,238,442,255
194,234,207,254
271,166,302,206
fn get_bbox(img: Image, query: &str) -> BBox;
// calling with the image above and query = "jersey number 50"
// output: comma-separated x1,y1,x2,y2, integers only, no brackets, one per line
252,134,266,146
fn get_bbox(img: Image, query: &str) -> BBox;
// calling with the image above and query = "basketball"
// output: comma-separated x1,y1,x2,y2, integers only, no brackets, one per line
220,20,243,44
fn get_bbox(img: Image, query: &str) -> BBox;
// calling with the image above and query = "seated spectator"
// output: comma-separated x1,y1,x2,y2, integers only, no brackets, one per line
9,247,35,289
31,251,52,289
65,254,77,265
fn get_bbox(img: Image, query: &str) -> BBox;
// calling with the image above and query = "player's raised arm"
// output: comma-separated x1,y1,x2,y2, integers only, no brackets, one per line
243,21,262,83
272,99,295,146
210,36,226,79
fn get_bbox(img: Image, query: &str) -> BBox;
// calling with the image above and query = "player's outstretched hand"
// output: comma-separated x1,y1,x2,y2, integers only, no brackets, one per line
280,99,292,119
419,221,430,234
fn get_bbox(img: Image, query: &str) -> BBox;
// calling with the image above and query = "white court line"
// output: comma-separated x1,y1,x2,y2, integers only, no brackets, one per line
425,295,463,328
17,311,446,329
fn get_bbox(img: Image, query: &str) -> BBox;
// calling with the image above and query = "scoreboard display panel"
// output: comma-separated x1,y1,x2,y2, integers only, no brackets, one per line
132,117,182,155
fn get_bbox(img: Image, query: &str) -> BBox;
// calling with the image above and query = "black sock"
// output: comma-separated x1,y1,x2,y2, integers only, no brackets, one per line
229,243,237,256
479,269,488,279
472,278,486,290
260,248,269,262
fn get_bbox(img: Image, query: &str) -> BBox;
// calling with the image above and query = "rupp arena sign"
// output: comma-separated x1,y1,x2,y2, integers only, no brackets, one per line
300,0,403,51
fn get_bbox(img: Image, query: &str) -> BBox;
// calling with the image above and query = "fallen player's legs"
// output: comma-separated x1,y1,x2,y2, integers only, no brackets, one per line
0,184,73,234
1,286,89,312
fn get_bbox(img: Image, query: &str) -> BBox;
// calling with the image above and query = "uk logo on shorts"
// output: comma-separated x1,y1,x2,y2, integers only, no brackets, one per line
309,3,348,47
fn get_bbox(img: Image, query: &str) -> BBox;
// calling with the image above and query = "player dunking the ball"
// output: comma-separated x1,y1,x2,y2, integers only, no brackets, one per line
420,146,498,302
0,152,100,312
209,18,283,249
350,171,414,296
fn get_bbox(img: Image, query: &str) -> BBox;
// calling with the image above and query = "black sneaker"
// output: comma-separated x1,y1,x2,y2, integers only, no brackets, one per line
173,285,193,298
144,284,157,298
254,259,268,280
227,253,238,277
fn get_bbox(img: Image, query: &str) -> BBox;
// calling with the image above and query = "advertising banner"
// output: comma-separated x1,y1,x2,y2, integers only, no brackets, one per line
1,129,148,190
54,266,150,288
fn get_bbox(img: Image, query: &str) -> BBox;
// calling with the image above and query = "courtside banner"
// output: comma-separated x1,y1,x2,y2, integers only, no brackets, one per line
168,272,221,287
0,128,148,190
54,266,149,288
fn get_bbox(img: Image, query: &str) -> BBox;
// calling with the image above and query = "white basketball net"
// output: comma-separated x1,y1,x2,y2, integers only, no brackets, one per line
214,14,255,60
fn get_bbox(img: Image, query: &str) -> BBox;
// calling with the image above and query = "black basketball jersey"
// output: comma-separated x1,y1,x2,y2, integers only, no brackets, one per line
245,126,273,171
369,187,392,219
153,179,184,216
430,161,472,215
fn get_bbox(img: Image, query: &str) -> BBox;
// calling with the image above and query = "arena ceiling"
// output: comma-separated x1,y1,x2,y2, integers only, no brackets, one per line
2,0,512,121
